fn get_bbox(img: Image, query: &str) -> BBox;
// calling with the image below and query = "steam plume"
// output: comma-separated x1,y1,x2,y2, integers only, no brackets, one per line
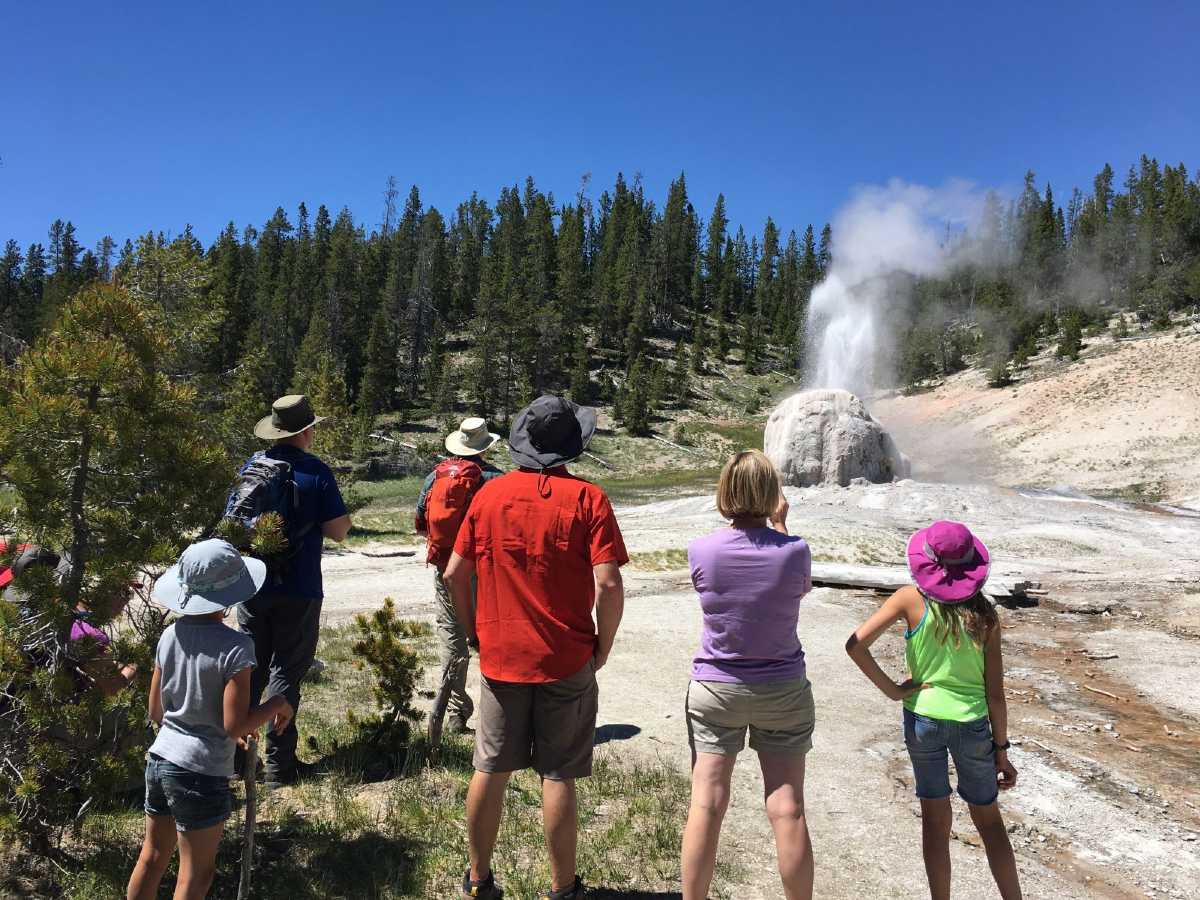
806,179,988,395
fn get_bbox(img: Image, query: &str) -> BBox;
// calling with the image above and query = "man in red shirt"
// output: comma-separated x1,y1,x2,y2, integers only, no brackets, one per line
445,395,627,900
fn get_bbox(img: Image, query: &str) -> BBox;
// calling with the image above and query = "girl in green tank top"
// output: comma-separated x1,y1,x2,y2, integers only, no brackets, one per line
904,597,989,722
845,520,1024,900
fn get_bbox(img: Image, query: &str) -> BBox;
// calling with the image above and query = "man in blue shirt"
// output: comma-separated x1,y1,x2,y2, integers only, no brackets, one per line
237,394,352,787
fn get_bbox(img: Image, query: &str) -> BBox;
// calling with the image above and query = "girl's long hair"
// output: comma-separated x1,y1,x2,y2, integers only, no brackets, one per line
929,591,998,648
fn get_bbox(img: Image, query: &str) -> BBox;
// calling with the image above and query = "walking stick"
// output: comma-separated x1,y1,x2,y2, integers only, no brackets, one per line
237,734,258,900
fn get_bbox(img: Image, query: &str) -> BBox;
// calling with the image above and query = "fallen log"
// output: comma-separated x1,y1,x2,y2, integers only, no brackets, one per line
809,563,1036,600
650,433,703,456
582,450,615,470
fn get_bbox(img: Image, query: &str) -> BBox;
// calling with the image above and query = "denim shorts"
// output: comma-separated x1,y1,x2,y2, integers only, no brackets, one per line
903,709,998,806
144,753,233,832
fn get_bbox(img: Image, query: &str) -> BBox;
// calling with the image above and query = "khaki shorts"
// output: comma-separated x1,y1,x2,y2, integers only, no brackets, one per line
686,676,816,755
473,660,598,780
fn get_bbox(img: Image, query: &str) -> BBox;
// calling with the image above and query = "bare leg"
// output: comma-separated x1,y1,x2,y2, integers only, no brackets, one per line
968,802,1023,900
920,797,953,900
173,821,224,900
681,752,737,900
466,770,512,882
542,777,578,891
127,815,178,900
758,751,814,900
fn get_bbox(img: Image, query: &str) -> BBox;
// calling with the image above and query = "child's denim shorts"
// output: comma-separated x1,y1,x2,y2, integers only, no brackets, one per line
145,753,233,832
903,709,998,806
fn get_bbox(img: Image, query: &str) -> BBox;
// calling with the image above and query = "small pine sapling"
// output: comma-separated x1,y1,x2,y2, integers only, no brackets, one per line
349,598,427,752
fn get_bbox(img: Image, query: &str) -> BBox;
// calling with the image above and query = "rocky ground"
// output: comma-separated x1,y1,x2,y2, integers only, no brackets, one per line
873,323,1200,508
319,475,1200,899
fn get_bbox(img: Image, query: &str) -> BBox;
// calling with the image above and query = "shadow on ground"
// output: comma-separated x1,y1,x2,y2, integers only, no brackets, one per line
595,723,642,745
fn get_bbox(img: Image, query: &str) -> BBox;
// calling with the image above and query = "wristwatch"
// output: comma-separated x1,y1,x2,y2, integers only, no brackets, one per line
993,739,1012,753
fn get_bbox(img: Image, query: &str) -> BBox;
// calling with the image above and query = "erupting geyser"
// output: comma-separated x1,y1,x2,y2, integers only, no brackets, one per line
765,389,910,487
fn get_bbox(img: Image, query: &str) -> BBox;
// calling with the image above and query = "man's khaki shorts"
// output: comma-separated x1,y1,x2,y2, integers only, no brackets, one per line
686,676,816,755
473,660,598,780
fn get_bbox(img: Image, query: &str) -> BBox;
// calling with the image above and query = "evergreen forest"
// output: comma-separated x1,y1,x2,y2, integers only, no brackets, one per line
2,158,1198,449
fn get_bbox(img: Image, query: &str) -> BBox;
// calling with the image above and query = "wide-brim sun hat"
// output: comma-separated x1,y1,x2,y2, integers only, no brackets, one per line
907,520,990,604
254,394,327,440
446,417,501,457
508,395,597,470
152,538,267,615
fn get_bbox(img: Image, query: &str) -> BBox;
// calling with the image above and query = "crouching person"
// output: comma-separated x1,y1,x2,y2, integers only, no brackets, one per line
127,540,293,900
445,396,628,900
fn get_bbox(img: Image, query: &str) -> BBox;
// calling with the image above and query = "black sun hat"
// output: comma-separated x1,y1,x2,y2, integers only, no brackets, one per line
508,395,597,470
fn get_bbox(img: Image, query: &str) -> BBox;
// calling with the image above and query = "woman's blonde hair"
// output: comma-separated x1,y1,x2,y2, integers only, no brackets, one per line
716,450,783,520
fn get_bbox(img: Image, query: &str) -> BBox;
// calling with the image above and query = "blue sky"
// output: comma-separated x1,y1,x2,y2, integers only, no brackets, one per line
3,1,1197,252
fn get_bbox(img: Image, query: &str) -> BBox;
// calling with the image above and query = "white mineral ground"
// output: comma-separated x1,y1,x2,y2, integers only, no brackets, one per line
320,327,1200,899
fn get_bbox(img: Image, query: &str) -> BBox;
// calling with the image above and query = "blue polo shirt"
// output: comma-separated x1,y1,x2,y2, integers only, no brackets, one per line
255,445,347,599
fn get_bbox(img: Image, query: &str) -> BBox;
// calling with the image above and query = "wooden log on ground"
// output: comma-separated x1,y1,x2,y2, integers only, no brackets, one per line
582,450,615,470
809,563,1035,600
650,433,703,456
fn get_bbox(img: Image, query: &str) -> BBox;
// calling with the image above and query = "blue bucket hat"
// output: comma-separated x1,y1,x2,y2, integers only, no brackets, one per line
152,539,267,615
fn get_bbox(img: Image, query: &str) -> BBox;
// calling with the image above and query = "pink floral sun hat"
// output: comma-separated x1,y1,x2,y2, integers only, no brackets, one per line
906,520,990,604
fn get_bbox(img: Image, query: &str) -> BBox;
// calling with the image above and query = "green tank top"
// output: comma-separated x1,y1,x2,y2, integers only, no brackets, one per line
904,599,988,721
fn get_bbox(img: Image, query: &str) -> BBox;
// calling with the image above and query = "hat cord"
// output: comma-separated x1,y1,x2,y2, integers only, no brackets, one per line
923,541,975,567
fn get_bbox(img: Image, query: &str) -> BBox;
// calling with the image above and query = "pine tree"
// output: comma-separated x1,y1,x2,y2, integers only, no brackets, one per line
302,354,356,462
618,361,652,436
18,243,47,343
358,305,398,417
221,336,276,462
817,223,833,276
0,284,229,844
432,361,458,435
691,309,707,373
672,339,691,402
1,240,23,332
569,331,592,404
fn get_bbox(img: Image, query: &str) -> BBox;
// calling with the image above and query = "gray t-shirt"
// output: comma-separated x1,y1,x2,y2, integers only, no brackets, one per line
149,617,256,777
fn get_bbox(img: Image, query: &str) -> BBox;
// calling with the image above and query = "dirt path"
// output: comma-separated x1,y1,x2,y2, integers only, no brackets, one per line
317,478,1200,898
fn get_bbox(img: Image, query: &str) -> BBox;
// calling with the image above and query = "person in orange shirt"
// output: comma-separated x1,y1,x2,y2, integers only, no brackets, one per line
444,395,628,900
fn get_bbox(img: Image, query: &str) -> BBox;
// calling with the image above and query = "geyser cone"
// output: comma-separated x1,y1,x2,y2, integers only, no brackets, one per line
765,389,911,487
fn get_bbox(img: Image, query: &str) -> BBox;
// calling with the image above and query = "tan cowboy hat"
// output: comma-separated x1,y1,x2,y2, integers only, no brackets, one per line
254,395,327,440
445,417,501,457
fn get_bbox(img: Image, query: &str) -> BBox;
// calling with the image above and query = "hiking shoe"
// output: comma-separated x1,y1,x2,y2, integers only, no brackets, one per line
447,713,473,735
539,876,585,899
462,868,503,899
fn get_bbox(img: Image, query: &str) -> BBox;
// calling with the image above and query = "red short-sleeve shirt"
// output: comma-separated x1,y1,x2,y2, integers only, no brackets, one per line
454,467,629,683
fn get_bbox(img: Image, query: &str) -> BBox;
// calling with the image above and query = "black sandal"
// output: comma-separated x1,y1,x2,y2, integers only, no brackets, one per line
462,868,503,899
539,875,585,899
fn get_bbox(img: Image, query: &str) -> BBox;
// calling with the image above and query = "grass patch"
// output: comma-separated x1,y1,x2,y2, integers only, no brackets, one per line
13,622,730,899
593,467,722,506
340,476,426,546
1096,480,1167,504
627,548,690,571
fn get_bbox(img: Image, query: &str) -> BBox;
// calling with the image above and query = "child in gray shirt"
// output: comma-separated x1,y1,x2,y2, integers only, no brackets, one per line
127,540,293,900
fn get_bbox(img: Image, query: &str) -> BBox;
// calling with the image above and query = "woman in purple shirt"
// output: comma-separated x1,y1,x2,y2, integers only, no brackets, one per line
681,450,815,900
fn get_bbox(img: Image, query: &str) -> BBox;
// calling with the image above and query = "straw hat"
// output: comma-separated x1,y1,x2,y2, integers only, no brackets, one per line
254,395,326,440
445,417,501,457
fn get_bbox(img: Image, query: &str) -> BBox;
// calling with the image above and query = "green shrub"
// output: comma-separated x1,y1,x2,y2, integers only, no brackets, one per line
348,598,427,751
